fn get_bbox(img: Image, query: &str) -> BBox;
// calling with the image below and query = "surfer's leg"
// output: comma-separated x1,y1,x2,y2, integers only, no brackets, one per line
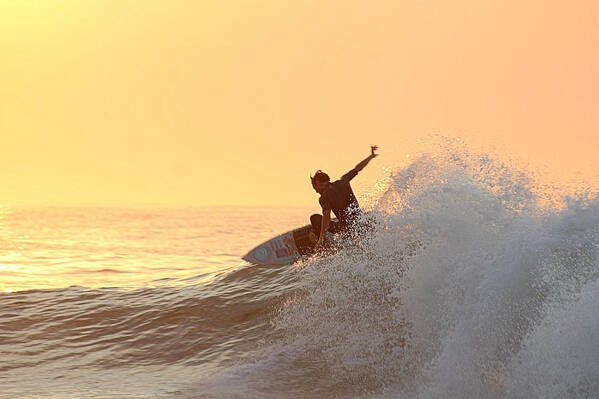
310,214,321,230
310,214,340,233
310,214,322,242
329,220,344,234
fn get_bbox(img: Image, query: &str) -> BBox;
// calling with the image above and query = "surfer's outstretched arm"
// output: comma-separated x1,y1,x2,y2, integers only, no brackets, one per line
354,145,379,172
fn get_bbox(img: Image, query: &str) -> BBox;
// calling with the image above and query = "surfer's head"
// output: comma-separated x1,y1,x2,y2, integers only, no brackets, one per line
310,170,330,193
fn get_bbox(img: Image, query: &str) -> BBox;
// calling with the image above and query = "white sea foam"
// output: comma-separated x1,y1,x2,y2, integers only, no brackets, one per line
275,144,599,398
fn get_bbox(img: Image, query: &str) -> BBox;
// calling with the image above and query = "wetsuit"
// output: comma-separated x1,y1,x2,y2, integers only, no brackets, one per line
310,168,360,237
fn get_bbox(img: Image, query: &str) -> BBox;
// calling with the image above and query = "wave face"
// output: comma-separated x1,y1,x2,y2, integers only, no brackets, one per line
0,206,306,399
3,147,598,399
199,148,599,398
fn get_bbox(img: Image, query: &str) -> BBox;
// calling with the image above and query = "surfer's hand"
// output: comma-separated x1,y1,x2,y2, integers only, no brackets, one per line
355,147,378,172
315,236,327,250
370,145,379,157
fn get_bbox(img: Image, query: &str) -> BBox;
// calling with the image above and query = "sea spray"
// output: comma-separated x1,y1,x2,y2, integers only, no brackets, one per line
273,145,599,398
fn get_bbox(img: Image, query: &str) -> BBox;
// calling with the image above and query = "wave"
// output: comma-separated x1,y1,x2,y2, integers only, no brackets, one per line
200,144,599,398
4,142,598,399
0,263,298,374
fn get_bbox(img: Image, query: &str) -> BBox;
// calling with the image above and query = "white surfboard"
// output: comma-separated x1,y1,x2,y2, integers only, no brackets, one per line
242,224,316,265
243,222,342,265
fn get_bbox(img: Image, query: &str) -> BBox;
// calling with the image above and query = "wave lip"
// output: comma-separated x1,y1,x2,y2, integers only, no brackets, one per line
268,148,599,398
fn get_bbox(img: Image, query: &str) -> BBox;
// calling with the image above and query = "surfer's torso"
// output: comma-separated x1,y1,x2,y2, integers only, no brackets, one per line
319,168,360,226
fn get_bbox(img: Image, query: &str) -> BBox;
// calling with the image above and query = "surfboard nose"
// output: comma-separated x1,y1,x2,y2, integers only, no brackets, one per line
241,252,254,263
242,245,269,264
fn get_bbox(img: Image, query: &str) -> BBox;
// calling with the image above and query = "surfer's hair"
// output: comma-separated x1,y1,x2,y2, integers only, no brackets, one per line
310,170,330,188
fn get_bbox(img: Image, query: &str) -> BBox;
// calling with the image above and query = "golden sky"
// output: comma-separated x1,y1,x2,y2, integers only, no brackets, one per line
2,0,598,206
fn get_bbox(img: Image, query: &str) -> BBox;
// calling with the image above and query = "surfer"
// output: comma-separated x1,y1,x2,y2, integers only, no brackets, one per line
310,145,379,250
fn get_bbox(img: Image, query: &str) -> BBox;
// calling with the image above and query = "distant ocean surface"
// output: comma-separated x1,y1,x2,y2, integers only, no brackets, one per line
2,149,599,399
0,206,310,398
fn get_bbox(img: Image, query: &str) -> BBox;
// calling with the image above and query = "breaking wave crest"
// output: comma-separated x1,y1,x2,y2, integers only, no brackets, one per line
267,145,599,398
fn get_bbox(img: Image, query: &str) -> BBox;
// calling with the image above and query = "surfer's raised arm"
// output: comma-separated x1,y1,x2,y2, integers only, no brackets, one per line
354,145,379,173
307,145,378,253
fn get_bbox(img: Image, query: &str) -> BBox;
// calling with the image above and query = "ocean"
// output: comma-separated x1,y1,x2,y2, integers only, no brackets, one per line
2,150,599,398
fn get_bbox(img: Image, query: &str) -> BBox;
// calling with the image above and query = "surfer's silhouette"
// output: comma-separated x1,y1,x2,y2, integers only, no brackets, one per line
310,145,379,250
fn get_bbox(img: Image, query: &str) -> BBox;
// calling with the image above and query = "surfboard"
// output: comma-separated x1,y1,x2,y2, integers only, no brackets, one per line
243,224,332,265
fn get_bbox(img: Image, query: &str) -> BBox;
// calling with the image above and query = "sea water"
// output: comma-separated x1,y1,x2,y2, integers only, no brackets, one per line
2,148,598,398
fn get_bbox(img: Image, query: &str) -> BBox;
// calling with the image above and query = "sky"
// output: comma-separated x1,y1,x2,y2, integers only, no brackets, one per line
1,0,598,206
